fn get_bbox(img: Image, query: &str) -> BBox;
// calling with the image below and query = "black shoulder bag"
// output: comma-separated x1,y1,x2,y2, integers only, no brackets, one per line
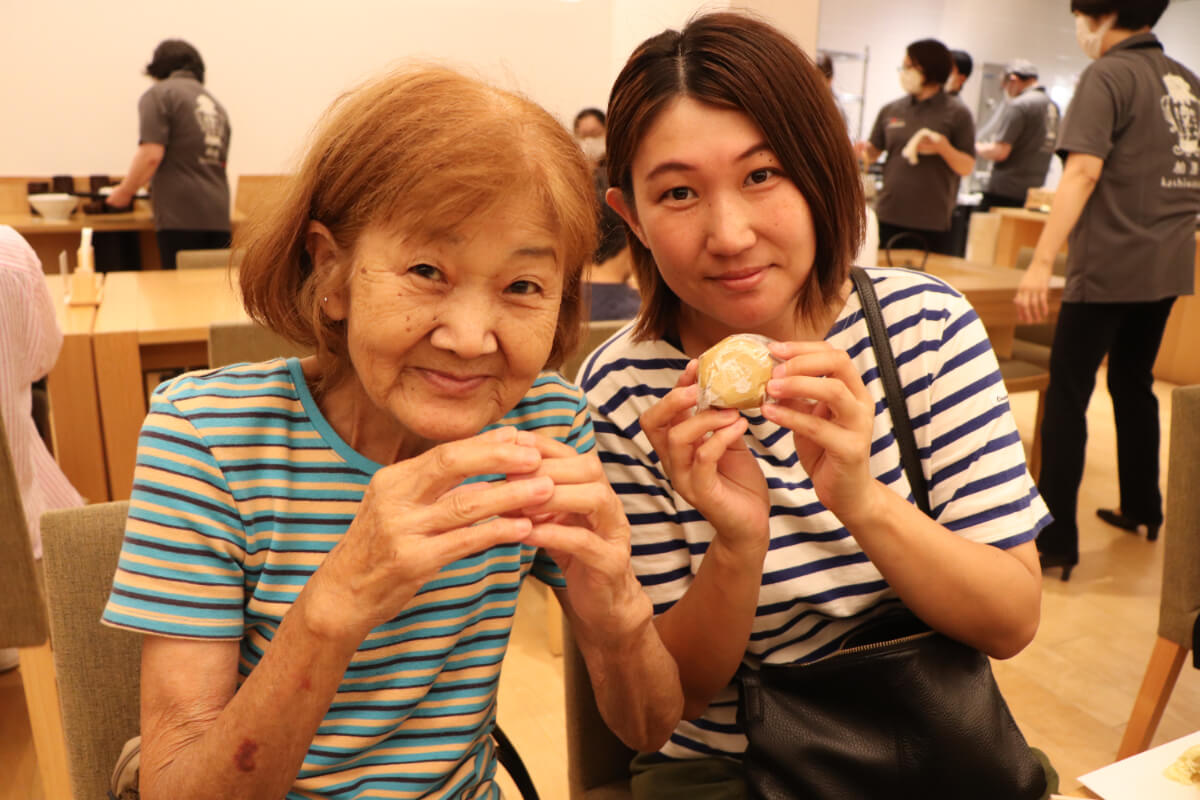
735,267,1046,800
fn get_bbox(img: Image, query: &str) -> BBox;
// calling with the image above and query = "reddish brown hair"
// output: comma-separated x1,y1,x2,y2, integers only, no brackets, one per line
237,65,596,391
605,12,865,341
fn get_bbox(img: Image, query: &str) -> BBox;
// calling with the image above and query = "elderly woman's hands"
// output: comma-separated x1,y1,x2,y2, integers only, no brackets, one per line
637,360,770,550
761,340,878,525
309,426,552,641
516,435,651,644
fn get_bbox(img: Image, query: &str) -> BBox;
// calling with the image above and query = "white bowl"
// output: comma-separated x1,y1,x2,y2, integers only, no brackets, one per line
28,193,79,222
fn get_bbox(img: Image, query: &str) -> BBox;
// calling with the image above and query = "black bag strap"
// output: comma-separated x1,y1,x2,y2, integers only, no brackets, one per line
850,267,931,517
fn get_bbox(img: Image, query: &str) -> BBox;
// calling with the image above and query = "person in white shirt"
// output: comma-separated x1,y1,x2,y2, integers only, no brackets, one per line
0,225,84,670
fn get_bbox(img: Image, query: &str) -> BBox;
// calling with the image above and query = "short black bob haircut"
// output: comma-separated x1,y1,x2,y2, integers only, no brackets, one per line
907,39,953,87
146,39,205,84
950,50,973,80
1069,0,1169,30
573,107,606,132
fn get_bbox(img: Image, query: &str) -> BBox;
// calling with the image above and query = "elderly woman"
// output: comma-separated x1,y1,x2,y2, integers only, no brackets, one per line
582,12,1051,799
101,66,682,800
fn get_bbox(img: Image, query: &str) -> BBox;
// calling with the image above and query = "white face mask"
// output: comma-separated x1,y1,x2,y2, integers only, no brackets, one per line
1075,14,1114,60
577,135,605,162
899,67,924,95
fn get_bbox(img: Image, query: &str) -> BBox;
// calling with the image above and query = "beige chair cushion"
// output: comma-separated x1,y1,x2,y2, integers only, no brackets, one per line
208,320,312,367
562,319,630,386
175,248,242,270
41,501,140,800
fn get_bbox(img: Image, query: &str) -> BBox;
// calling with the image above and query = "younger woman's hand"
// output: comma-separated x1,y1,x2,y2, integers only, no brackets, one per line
761,341,877,521
638,361,769,550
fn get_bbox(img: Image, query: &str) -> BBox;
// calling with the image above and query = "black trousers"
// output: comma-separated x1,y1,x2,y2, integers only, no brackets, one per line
1035,298,1176,559
155,229,232,270
877,220,953,259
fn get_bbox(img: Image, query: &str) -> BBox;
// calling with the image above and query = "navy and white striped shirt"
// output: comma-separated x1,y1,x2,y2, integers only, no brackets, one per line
578,267,1050,761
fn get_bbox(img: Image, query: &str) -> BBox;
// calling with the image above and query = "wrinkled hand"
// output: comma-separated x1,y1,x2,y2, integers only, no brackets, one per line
1015,263,1052,324
761,341,877,521
638,361,769,549
312,426,552,638
516,436,651,645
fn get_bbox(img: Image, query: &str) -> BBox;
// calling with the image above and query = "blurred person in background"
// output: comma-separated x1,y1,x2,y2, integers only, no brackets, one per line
855,39,976,255
975,60,1061,211
947,49,974,98
1016,0,1200,580
108,39,232,270
0,226,85,672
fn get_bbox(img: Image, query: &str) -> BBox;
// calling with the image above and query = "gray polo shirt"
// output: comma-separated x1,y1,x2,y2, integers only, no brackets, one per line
1057,34,1200,303
980,87,1060,202
870,91,975,231
138,70,231,232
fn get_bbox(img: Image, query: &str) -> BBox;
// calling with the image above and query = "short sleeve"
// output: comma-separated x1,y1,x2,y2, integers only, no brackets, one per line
921,294,1050,550
1056,64,1118,160
137,87,170,146
949,103,976,157
586,372,691,616
102,390,248,640
990,104,1025,146
869,104,888,152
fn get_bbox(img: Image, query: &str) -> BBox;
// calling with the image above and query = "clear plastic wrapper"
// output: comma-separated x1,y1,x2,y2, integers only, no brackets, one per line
697,333,778,411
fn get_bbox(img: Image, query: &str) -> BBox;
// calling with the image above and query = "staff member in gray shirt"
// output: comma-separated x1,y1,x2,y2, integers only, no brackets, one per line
855,39,976,255
108,40,232,270
976,60,1061,211
1016,0,1200,580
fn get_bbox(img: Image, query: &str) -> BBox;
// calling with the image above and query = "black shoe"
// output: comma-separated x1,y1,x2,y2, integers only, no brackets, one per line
1038,551,1077,582
1096,509,1160,541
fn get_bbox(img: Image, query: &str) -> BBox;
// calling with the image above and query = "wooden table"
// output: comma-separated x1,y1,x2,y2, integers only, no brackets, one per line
2,208,161,272
92,267,250,499
43,274,109,503
886,253,1065,359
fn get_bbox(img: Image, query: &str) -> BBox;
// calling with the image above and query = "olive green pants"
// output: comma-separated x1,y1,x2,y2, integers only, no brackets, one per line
629,748,1059,800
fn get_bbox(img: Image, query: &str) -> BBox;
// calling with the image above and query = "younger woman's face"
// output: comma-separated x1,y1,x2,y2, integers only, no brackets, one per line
608,96,818,348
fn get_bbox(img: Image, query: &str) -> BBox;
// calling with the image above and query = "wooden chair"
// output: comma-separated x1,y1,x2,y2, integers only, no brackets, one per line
208,319,312,367
562,318,631,384
0,412,73,800
1010,246,1069,369
234,174,290,218
563,620,634,800
175,248,242,270
40,501,138,800
998,358,1050,481
1118,384,1200,758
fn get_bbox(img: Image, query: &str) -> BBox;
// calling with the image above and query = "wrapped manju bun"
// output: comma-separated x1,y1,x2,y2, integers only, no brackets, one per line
697,334,777,411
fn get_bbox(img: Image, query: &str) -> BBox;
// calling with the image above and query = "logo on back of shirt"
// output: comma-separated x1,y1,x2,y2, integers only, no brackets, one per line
1161,74,1199,158
194,94,226,165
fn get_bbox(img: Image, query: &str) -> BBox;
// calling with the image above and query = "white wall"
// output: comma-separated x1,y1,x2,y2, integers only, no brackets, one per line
819,0,1200,146
0,0,819,188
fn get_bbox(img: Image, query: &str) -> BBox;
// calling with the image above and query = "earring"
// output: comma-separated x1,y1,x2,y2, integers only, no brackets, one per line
322,296,328,303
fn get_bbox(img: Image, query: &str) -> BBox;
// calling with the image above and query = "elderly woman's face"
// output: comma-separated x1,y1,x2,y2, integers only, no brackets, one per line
327,196,564,444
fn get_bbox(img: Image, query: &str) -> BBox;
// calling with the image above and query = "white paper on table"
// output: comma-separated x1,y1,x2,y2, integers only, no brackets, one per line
1079,729,1200,798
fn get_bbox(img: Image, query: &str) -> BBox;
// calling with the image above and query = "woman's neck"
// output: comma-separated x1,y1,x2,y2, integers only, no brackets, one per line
301,357,431,464
916,84,941,102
